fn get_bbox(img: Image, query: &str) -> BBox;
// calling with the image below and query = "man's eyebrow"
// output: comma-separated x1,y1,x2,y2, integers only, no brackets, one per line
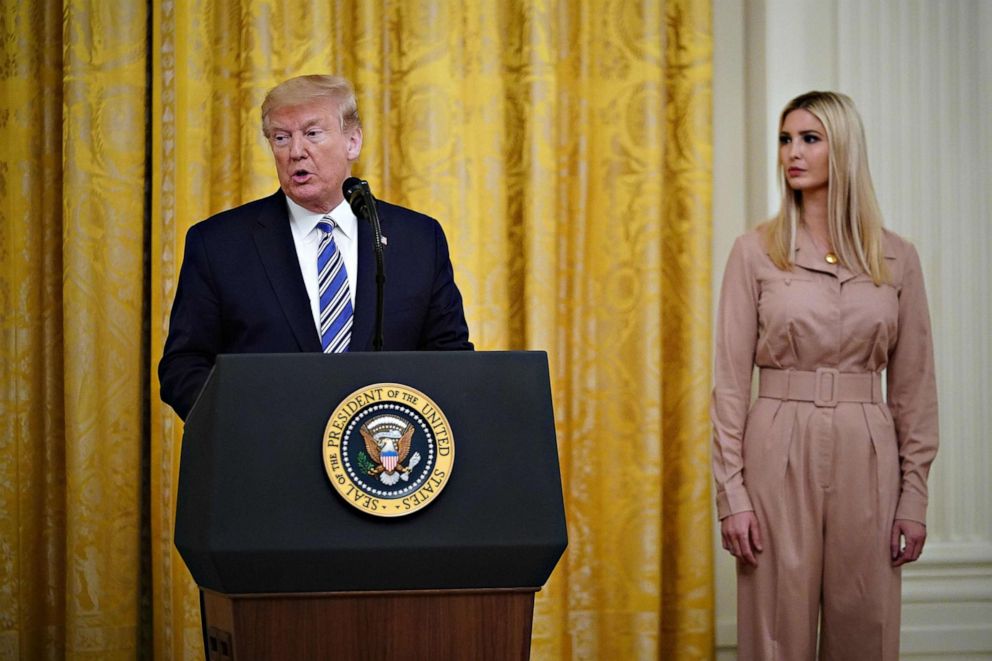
269,117,326,132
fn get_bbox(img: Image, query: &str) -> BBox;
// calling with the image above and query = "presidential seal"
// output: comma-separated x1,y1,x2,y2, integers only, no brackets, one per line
322,383,454,517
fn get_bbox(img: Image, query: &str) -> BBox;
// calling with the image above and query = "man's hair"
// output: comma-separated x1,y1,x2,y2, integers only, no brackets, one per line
763,90,888,284
261,74,361,137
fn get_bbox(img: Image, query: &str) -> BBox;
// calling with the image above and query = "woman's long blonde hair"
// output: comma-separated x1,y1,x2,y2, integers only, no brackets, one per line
764,91,888,284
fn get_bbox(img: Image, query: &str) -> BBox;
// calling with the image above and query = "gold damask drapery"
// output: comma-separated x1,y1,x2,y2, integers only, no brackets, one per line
2,1,712,658
0,1,148,658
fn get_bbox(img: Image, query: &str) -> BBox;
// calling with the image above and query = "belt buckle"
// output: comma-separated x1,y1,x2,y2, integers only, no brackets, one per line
813,367,839,407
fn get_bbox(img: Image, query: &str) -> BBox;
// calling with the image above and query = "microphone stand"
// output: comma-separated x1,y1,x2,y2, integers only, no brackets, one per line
365,188,385,352
344,180,385,351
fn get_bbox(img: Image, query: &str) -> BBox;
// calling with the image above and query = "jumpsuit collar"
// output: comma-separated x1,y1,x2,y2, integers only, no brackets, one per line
794,224,860,282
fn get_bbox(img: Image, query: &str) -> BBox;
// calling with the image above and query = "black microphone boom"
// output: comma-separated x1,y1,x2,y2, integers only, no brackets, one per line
341,177,386,352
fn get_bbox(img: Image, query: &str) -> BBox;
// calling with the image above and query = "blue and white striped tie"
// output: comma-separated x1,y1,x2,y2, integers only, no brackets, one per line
316,216,353,353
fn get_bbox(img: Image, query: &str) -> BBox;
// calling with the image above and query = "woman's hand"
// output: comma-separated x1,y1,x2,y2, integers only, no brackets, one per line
891,519,927,567
721,511,763,566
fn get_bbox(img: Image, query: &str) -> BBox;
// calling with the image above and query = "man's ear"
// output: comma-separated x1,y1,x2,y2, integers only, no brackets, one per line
347,126,363,161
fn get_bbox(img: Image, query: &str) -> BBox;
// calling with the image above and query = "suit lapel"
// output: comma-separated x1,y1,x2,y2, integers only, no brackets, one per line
351,211,376,351
251,191,323,352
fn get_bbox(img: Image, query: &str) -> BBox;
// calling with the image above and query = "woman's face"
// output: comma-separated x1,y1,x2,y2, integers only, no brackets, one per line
779,109,829,194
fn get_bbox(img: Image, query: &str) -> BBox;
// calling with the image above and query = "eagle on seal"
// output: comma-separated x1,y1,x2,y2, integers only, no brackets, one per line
360,417,415,484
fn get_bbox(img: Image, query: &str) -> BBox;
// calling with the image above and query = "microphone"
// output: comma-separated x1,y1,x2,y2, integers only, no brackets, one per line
341,177,386,352
342,177,371,216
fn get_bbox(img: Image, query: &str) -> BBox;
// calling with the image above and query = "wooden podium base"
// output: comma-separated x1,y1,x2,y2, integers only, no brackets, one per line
202,588,536,660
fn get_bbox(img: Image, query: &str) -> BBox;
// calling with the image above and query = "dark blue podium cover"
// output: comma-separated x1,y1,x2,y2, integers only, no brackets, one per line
175,351,567,594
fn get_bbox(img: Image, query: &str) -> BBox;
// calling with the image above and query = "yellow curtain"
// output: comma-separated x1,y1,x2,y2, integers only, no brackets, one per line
3,0,711,658
150,1,713,659
1,0,148,658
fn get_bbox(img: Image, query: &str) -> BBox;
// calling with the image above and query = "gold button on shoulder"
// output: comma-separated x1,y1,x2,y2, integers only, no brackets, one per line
825,252,838,265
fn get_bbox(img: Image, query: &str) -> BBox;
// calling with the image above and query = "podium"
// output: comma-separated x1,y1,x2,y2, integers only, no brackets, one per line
175,352,568,660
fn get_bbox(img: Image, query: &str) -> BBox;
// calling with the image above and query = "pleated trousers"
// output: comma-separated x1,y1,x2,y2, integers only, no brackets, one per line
736,398,902,660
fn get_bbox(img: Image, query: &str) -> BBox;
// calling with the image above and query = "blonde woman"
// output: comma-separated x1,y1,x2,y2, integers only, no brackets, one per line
711,91,938,659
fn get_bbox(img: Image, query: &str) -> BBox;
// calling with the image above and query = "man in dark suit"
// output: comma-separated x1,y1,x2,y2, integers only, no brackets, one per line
159,74,472,421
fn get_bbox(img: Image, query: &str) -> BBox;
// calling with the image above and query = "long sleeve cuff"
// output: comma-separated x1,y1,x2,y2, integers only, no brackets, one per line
716,486,754,520
894,491,928,525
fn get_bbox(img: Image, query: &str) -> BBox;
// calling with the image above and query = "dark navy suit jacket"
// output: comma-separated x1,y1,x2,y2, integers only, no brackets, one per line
159,190,473,420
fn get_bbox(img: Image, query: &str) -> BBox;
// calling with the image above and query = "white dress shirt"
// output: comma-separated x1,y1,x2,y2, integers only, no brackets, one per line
286,196,358,336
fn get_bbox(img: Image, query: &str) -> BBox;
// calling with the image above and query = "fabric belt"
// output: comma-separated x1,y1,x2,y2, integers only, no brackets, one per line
758,367,882,408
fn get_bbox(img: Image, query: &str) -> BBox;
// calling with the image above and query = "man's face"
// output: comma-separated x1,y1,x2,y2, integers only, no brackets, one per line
267,100,362,213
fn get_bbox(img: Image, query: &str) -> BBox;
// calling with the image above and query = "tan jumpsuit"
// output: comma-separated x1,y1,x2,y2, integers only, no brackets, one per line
711,227,939,660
